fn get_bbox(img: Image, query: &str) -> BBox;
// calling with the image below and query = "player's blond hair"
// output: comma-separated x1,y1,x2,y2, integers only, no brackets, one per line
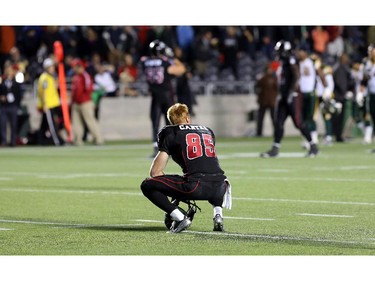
167,103,189,125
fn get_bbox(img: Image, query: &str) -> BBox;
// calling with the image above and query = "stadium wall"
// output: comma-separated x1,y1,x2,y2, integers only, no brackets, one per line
24,94,325,141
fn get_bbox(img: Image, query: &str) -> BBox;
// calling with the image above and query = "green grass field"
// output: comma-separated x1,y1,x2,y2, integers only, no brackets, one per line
0,136,374,257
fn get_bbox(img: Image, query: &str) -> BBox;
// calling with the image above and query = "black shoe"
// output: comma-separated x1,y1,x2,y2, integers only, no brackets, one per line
306,143,319,157
213,214,224,231
169,217,191,233
260,146,279,158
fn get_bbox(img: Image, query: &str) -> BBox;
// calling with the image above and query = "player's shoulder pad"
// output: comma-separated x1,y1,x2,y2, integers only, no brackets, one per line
157,125,175,140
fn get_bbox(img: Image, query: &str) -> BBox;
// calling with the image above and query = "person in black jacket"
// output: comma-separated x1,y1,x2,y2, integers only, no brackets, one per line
332,53,355,142
0,63,23,147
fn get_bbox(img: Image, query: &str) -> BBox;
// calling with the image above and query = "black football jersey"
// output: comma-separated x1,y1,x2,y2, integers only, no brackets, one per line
157,124,225,176
141,56,174,97
279,56,298,98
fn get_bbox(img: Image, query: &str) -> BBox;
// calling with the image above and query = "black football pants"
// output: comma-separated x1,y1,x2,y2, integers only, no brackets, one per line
140,175,226,214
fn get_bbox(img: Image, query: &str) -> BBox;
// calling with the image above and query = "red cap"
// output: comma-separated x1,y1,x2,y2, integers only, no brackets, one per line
71,58,84,68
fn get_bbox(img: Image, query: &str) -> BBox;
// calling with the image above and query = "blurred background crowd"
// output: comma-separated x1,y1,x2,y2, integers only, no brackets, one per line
0,25,375,147
1,26,374,88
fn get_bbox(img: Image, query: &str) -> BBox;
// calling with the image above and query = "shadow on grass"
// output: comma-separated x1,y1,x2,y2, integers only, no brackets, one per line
184,230,375,251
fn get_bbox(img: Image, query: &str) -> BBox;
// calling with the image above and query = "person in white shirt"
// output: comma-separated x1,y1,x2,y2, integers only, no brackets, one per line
92,62,119,120
297,48,318,148
315,59,335,146
363,46,375,146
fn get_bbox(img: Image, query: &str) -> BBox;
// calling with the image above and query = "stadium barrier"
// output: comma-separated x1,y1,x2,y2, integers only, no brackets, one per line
23,90,325,141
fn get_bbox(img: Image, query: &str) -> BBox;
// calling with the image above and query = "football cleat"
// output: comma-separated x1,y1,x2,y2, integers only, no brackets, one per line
306,143,319,157
260,146,279,158
169,217,191,234
164,200,200,230
213,214,224,232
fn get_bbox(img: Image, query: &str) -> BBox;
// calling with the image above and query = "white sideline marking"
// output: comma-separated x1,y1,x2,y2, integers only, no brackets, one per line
297,213,354,218
0,178,12,181
314,166,373,171
224,216,275,221
234,197,375,206
230,175,375,183
0,228,13,231
0,219,142,228
1,171,375,183
184,230,375,246
219,152,306,159
1,187,374,207
133,219,164,223
257,169,289,173
0,171,144,179
0,188,142,196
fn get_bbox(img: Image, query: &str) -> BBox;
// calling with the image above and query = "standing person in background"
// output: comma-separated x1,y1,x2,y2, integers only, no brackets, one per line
118,53,138,97
93,61,118,119
297,47,318,147
174,46,197,116
260,40,319,158
254,63,278,137
315,60,336,146
36,57,65,146
363,45,375,146
140,103,231,233
0,63,22,147
192,29,218,80
141,40,186,157
346,60,373,144
70,58,103,146
332,53,355,142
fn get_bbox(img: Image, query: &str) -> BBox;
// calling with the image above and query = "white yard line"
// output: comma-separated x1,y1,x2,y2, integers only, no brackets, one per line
132,219,164,223
1,171,374,183
234,197,375,206
219,152,306,159
257,169,290,173
0,187,374,207
0,171,144,179
0,188,142,196
224,216,275,221
0,228,13,231
314,166,373,171
230,175,375,183
0,219,142,228
297,213,354,218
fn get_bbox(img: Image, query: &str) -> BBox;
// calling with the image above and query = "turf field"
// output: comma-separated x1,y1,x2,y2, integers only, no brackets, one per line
0,136,374,257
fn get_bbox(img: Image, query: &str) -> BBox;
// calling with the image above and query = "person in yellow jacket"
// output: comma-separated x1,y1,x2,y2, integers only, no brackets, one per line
37,58,65,145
